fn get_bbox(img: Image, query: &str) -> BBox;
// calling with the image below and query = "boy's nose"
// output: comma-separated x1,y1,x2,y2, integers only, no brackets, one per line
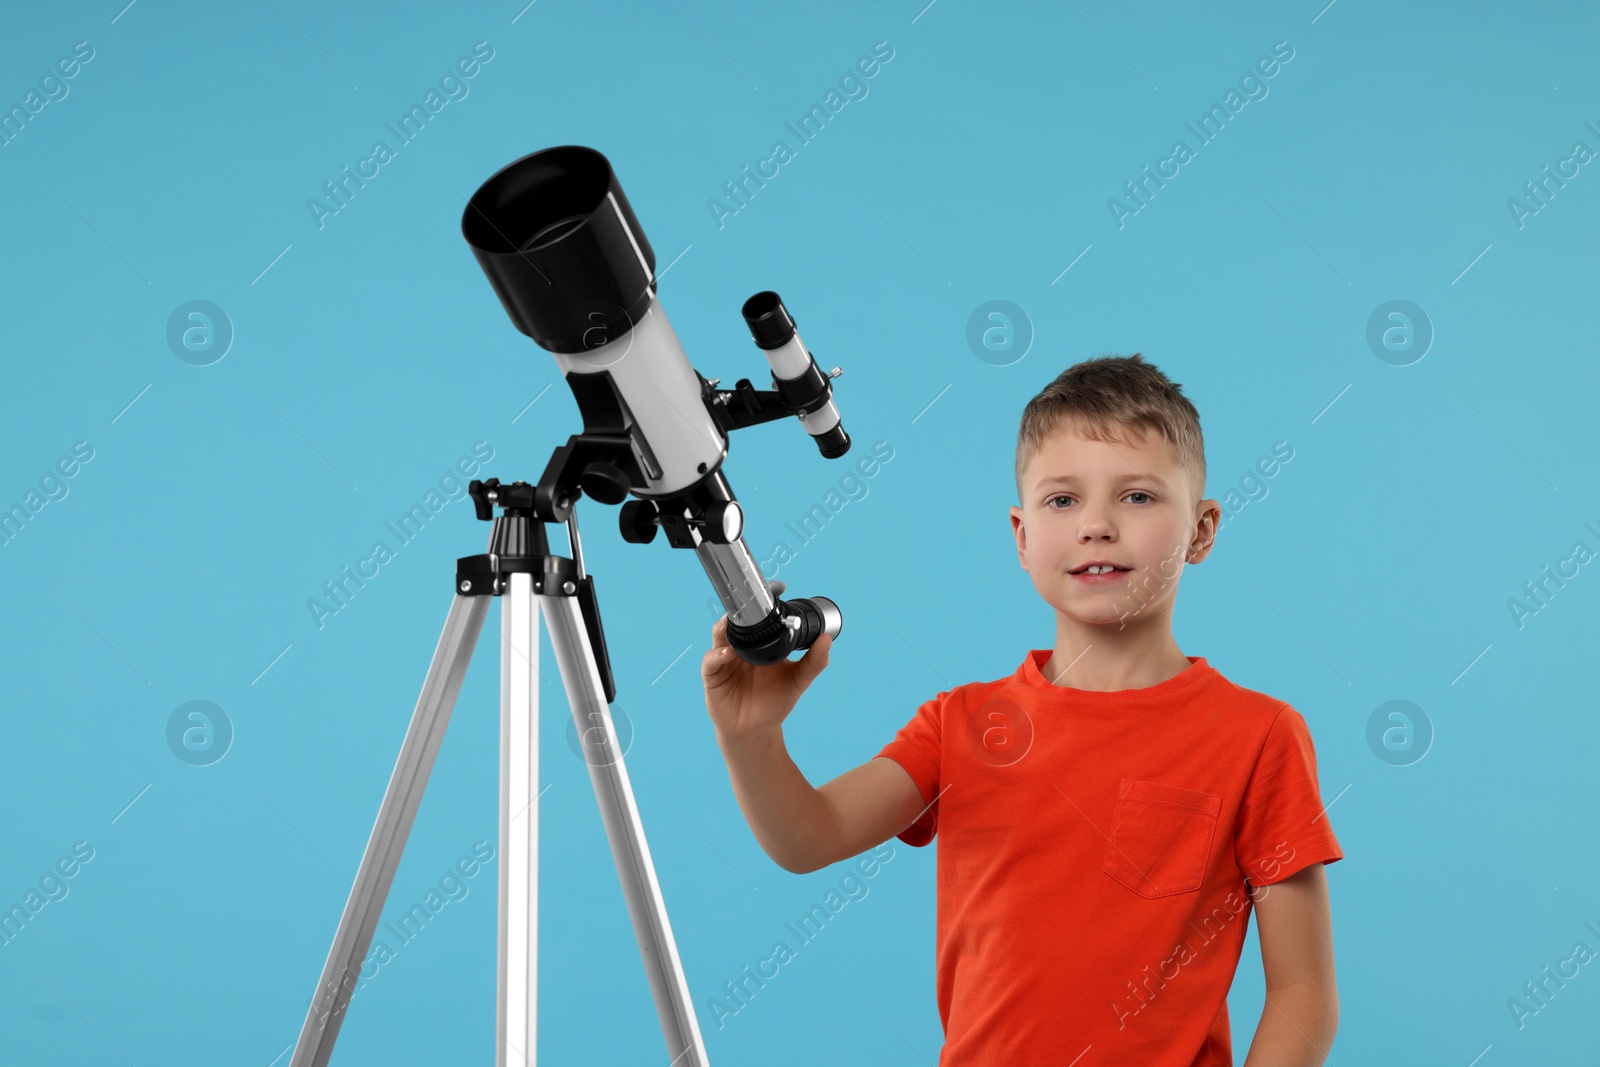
1078,516,1116,540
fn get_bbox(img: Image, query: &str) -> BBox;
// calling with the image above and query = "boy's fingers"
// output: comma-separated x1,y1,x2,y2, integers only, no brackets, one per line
702,643,734,680
794,633,831,685
710,615,728,647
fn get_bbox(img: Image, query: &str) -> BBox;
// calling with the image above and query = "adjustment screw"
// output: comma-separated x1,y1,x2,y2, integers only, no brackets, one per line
459,580,472,592
697,462,707,473
562,580,576,594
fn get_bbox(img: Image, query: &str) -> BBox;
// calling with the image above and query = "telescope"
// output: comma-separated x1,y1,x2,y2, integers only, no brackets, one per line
289,145,849,1067
462,144,846,665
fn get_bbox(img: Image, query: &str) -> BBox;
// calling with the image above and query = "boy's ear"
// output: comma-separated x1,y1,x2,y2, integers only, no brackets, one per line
1009,505,1027,566
1186,497,1222,564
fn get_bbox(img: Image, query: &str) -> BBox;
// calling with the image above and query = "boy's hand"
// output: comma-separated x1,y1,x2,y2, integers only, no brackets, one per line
703,581,833,744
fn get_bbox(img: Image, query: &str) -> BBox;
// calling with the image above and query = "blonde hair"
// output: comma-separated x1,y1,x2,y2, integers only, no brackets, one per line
1014,353,1206,504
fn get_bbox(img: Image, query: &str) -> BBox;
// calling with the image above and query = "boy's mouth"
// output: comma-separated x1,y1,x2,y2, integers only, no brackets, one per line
1070,562,1132,583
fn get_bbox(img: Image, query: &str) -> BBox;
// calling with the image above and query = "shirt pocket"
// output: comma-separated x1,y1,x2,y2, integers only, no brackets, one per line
1102,778,1222,899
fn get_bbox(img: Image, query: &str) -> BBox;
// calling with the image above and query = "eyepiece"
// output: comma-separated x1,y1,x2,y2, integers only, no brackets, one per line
724,595,843,665
462,146,656,354
811,424,850,459
804,595,843,640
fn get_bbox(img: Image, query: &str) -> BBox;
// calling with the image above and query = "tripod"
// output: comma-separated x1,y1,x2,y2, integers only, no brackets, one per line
289,478,709,1067
288,142,849,1065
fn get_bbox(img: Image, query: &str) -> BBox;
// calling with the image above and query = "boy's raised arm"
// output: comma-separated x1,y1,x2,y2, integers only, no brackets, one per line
704,616,926,874
815,756,929,866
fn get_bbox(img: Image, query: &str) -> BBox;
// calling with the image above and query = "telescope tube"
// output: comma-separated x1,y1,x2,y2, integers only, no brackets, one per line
461,146,842,664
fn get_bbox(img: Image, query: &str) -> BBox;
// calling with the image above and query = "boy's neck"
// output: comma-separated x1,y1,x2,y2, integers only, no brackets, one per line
1041,619,1192,693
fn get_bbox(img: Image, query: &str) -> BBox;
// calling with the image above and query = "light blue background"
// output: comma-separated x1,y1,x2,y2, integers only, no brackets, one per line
2,0,1598,1063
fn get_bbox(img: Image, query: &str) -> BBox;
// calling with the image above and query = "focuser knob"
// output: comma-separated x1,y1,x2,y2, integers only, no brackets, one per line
702,500,743,544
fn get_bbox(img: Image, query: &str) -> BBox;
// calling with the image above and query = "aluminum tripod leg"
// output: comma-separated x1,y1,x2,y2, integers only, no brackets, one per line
290,593,489,1067
540,590,711,1067
499,571,538,1065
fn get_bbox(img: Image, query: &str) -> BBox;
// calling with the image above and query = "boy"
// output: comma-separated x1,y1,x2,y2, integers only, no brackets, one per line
702,354,1342,1065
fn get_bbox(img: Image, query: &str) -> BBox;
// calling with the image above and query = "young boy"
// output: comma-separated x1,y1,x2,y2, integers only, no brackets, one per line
702,354,1342,1065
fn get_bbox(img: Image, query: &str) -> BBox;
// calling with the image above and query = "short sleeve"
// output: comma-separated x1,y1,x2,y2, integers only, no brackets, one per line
1234,705,1344,887
874,692,944,847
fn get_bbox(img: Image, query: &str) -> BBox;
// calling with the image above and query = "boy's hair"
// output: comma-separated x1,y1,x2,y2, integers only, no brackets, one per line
1014,353,1206,505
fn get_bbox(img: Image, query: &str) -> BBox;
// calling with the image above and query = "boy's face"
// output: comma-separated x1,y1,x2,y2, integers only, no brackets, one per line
1009,420,1220,632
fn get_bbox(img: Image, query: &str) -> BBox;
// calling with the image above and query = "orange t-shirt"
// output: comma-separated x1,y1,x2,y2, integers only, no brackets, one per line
875,650,1343,1066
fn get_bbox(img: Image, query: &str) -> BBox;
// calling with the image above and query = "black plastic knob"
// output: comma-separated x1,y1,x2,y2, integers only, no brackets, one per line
578,461,630,505
469,479,496,521
619,499,659,544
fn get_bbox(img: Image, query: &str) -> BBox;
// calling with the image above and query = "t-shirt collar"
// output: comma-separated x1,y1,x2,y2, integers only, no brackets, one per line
1017,648,1215,700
